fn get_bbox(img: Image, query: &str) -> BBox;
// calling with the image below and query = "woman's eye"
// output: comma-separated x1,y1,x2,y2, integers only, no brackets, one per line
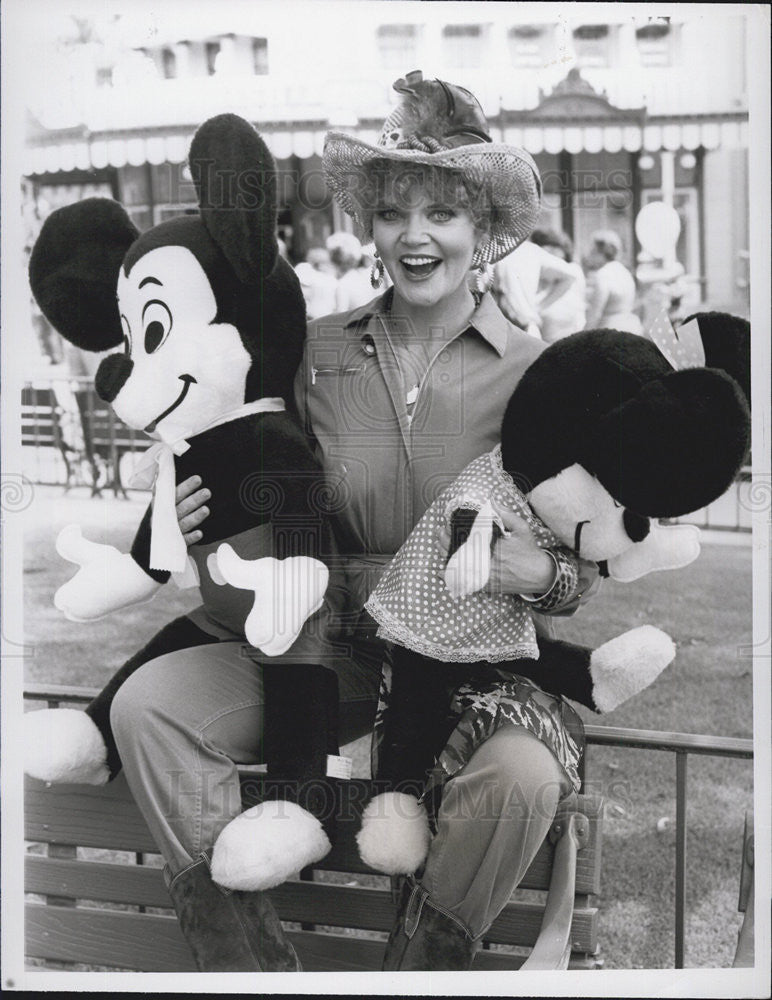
432,208,454,222
376,208,400,222
142,300,173,354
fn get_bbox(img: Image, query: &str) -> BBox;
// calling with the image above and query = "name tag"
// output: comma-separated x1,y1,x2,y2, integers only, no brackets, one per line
326,754,353,780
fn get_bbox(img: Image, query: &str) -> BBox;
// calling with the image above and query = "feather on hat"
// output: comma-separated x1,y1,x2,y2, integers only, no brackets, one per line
323,71,542,265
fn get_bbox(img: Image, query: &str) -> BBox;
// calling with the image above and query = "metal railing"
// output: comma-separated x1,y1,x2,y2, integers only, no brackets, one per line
583,723,753,968
23,684,753,969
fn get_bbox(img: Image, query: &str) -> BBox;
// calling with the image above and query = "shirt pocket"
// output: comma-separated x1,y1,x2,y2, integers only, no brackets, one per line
311,364,366,385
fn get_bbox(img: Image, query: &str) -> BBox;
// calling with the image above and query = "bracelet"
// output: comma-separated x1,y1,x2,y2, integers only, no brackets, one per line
519,549,580,612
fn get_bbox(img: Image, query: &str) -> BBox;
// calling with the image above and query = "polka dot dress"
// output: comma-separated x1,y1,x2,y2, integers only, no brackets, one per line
365,446,561,662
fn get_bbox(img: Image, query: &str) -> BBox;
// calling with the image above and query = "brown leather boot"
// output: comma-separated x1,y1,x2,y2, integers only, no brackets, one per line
166,851,300,971
382,877,478,971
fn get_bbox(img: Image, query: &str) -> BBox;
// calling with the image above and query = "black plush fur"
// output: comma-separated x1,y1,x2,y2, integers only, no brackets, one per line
500,325,751,515
29,198,138,351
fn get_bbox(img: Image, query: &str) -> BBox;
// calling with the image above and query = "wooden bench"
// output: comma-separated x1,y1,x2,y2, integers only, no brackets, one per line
73,387,148,499
21,386,80,492
21,383,148,498
24,700,604,973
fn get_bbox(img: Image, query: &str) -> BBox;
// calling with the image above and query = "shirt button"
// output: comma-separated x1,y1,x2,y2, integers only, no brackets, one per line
362,340,376,355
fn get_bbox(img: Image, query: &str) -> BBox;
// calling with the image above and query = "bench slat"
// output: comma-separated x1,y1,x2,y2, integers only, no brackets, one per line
289,929,531,972
25,776,160,854
26,904,547,972
26,903,196,972
25,775,602,895
26,857,172,910
25,858,597,952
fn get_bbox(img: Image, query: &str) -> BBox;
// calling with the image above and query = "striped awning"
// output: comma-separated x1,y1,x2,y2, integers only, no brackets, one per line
499,117,748,155
23,127,329,176
23,115,748,176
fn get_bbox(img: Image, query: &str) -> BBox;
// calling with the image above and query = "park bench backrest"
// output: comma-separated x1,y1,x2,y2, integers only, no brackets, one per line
25,772,603,972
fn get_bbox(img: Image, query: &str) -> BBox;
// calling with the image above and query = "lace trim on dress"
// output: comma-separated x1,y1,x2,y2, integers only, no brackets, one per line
366,594,539,663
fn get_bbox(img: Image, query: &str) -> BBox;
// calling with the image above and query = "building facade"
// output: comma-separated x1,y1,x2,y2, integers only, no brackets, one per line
22,6,751,315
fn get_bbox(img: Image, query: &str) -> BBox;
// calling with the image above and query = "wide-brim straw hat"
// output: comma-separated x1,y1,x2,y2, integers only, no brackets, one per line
323,71,542,266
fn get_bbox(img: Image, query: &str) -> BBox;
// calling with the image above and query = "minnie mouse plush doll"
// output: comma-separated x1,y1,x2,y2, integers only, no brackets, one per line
357,310,751,876
26,114,348,971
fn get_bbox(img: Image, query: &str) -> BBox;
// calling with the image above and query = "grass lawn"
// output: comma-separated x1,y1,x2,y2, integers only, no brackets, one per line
20,487,754,969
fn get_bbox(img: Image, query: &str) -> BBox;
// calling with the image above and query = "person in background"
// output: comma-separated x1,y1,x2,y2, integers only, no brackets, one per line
529,227,586,342
583,229,643,334
326,231,379,312
492,233,580,338
294,246,338,319
636,251,688,329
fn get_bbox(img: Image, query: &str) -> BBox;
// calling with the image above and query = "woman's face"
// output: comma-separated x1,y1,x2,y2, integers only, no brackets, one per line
371,180,481,309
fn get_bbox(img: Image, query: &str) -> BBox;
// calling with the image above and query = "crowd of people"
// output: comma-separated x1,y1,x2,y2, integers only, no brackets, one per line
296,220,682,344
294,231,387,319
489,224,685,343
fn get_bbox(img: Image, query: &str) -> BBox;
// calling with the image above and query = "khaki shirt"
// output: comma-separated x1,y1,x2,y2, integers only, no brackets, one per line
293,290,598,619
294,290,543,554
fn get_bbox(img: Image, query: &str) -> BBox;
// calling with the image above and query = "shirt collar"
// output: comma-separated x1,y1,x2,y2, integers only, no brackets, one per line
345,289,511,358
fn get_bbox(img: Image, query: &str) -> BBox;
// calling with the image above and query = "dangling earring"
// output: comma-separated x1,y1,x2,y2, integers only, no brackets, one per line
370,254,384,289
474,262,492,295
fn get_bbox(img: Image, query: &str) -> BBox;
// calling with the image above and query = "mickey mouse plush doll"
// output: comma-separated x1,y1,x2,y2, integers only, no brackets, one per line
357,311,751,876
25,115,346,947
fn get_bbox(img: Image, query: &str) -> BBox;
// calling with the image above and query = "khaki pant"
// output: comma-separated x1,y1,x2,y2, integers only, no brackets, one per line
112,639,572,939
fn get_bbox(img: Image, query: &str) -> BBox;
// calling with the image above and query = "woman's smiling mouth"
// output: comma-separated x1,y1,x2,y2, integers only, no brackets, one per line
400,255,442,279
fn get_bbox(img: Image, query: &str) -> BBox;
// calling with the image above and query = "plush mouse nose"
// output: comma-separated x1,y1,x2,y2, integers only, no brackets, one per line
623,509,651,543
95,353,134,403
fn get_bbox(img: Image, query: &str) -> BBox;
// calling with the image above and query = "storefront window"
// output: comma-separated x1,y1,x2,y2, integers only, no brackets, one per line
205,41,221,76
442,24,484,69
252,38,269,75
573,24,613,68
636,21,675,67
377,25,419,70
508,25,553,69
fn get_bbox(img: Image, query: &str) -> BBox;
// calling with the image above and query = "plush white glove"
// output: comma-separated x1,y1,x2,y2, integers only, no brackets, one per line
54,524,162,622
215,544,328,656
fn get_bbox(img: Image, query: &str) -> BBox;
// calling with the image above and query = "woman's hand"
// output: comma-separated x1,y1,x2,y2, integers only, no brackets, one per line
437,504,555,596
176,476,211,546
484,505,554,596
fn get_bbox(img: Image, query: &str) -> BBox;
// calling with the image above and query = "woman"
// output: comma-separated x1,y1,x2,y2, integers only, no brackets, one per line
583,229,643,334
113,71,597,972
530,227,587,341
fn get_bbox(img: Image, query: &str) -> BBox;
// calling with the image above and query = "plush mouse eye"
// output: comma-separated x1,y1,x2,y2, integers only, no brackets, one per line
142,300,173,354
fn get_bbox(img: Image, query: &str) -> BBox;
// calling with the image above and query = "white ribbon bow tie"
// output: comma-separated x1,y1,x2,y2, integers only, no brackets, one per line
129,398,286,581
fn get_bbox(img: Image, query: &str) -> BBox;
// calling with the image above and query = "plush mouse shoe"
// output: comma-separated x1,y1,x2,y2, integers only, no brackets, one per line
26,113,345,889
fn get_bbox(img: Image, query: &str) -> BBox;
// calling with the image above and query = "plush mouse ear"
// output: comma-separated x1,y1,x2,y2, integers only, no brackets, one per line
188,114,278,286
684,311,751,408
587,367,750,517
28,198,138,352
